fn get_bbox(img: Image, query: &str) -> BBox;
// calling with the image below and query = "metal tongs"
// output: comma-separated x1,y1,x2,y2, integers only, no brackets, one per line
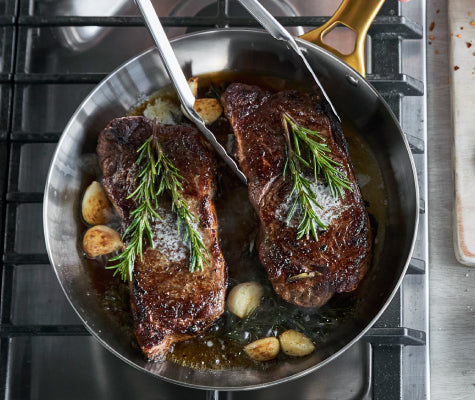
135,0,340,184
135,0,247,184
237,0,340,121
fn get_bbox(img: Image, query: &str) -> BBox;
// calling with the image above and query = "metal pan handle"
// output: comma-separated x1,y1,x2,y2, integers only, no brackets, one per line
299,0,385,77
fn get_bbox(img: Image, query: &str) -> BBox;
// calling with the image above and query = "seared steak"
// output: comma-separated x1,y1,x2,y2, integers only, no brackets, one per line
221,84,371,308
97,116,226,360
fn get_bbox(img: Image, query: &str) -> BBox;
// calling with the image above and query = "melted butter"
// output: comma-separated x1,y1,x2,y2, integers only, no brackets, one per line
342,119,387,256
170,334,255,370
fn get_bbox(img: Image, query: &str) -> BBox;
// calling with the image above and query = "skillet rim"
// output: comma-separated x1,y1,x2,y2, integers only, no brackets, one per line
43,27,420,391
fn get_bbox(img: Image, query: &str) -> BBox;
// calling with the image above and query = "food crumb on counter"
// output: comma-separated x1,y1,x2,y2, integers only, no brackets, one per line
429,35,435,40
467,42,473,48
429,22,435,31
454,66,460,71
456,34,462,38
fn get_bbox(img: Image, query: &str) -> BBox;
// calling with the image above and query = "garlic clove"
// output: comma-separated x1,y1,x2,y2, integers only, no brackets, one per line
227,281,264,319
279,329,315,357
83,225,123,258
244,337,280,361
193,98,223,125
82,181,113,225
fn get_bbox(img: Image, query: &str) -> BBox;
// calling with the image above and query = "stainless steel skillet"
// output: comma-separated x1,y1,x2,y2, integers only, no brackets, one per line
43,0,419,391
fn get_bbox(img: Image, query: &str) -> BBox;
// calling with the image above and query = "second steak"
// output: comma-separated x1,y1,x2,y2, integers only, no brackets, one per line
221,83,371,308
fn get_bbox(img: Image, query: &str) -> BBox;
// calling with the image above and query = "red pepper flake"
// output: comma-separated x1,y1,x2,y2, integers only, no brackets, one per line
467,42,473,48
473,52,475,56
437,9,440,14
429,22,435,31
469,12,472,16
435,50,439,54
454,66,460,71
471,21,475,26
461,27,464,30
428,41,432,45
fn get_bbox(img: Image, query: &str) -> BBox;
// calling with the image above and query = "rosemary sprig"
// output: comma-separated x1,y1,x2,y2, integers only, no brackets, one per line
108,131,209,281
282,112,353,241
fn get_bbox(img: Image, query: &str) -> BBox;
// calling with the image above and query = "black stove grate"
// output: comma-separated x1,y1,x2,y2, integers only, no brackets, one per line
0,1,427,399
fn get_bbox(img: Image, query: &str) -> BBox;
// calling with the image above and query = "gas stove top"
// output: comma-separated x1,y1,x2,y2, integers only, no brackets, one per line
0,1,428,398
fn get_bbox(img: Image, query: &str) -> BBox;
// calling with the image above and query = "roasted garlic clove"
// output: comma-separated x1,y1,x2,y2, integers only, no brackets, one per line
244,337,280,361
193,98,223,125
188,76,199,98
279,329,315,357
226,281,264,319
82,181,113,225
83,225,123,258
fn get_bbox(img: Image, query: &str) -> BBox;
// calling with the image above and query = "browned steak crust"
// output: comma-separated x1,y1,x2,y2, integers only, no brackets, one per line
221,83,371,308
97,116,226,360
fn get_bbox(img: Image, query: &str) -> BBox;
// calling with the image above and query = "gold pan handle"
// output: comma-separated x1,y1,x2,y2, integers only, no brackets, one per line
299,0,385,77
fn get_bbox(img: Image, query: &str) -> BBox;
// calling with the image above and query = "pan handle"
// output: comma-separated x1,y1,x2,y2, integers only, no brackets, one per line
299,0,385,77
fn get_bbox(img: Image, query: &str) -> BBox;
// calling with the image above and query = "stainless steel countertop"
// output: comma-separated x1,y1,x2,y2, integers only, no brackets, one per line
427,1,475,399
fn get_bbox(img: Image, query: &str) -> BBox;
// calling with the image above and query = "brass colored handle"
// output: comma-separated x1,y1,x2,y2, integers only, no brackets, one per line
299,0,385,76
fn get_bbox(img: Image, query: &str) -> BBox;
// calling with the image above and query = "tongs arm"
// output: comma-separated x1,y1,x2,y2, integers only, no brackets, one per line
237,0,340,122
